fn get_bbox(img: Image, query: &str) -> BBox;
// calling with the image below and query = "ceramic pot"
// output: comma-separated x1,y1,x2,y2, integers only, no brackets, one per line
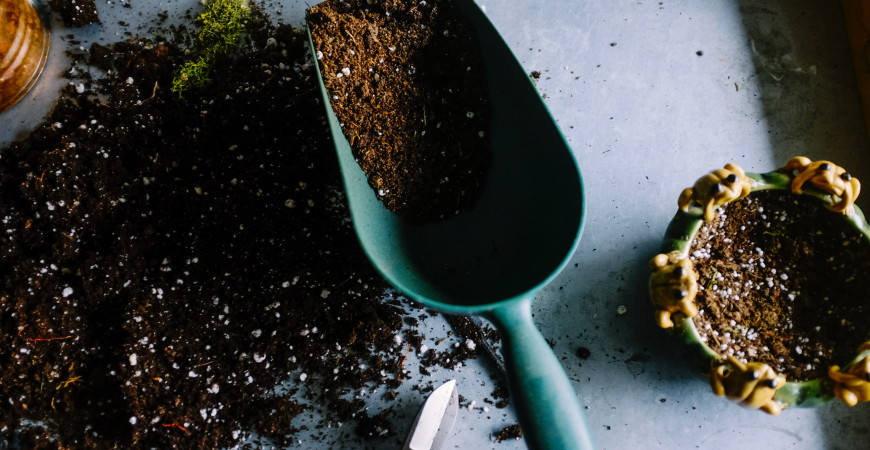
651,157,870,414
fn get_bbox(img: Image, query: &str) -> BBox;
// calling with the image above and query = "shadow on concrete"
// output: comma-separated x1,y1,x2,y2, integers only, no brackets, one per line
737,1,870,206
737,1,870,448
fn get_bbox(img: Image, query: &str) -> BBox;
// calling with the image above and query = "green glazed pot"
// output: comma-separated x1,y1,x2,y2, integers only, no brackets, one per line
655,162,870,412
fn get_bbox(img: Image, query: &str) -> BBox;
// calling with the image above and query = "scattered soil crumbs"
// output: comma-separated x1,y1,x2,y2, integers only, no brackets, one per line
491,385,510,409
402,313,497,377
49,0,101,27
307,0,491,221
689,190,870,381
495,423,523,442
444,315,503,370
0,4,492,448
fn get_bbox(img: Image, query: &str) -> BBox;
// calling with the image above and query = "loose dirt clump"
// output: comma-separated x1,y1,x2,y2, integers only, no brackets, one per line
689,190,870,381
49,0,101,27
307,0,491,221
495,423,523,442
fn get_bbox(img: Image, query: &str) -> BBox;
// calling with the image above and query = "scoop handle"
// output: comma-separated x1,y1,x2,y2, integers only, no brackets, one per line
487,297,594,450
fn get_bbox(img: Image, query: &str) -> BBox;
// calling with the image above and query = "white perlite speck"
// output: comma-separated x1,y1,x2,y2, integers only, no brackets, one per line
465,339,476,351
129,354,138,366
62,287,74,297
300,373,308,381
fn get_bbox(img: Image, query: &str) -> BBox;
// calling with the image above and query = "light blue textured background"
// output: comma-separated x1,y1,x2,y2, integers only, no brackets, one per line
3,1,869,448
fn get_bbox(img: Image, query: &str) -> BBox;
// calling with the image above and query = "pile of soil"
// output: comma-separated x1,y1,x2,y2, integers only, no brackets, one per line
689,190,870,381
0,4,503,448
307,0,491,221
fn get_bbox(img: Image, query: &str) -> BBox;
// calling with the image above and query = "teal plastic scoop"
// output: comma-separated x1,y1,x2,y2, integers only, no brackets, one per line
307,1,592,448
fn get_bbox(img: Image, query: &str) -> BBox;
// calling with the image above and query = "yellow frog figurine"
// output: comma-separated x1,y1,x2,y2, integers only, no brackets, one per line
828,342,870,406
785,156,860,215
678,163,753,221
710,356,786,415
649,251,699,329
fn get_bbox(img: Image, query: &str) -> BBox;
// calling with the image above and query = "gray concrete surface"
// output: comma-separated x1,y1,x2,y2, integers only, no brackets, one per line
3,0,870,449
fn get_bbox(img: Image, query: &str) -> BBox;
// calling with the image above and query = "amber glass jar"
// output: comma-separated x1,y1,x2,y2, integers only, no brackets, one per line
0,0,50,113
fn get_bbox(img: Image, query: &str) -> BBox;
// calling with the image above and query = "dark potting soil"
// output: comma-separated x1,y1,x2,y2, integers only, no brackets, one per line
494,423,523,442
689,190,870,381
0,4,504,448
307,0,492,222
48,0,101,28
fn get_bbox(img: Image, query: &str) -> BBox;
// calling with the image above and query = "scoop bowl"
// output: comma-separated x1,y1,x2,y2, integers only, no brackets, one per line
307,1,593,448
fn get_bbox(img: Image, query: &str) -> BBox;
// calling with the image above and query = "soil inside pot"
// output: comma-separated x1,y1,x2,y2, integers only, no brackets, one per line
0,3,504,448
689,190,870,381
307,0,492,222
